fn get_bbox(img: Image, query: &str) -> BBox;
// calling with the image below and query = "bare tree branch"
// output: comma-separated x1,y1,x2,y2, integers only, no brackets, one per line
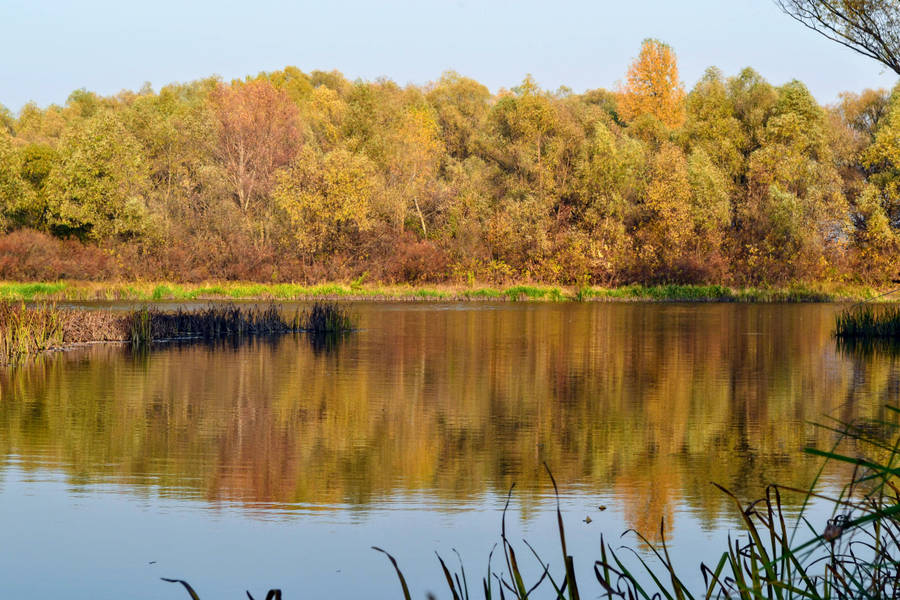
775,0,900,75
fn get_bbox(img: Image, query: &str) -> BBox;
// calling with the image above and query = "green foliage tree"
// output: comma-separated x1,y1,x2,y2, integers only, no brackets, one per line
44,112,151,241
0,130,33,231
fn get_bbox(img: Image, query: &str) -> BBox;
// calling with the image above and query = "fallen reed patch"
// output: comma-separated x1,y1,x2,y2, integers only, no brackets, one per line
0,302,317,364
835,305,900,339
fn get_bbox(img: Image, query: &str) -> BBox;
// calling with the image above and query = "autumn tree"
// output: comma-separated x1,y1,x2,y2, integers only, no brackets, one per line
44,112,151,241
15,143,58,228
618,39,686,129
739,81,847,282
273,147,377,258
0,130,32,230
483,77,565,266
862,85,900,231
386,106,444,237
426,71,491,159
573,122,646,281
634,142,694,277
209,79,300,214
685,67,746,180
0,104,14,135
837,88,890,141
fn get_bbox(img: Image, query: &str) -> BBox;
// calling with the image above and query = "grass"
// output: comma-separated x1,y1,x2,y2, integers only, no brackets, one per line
297,302,356,333
0,281,888,304
835,305,900,339
0,302,355,364
370,408,900,600
0,302,65,365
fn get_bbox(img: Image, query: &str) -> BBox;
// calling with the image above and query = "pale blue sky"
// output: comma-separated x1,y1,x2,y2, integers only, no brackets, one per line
1,0,897,112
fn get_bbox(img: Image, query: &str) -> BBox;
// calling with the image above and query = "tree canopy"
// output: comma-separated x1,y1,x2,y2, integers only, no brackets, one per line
0,44,898,285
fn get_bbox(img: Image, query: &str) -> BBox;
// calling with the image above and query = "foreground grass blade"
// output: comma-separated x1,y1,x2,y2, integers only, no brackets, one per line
246,590,282,600
161,578,201,600
373,546,412,600
543,463,579,600
437,552,462,600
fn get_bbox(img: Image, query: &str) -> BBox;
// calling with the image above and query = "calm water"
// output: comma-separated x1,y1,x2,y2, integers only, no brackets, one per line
0,302,897,598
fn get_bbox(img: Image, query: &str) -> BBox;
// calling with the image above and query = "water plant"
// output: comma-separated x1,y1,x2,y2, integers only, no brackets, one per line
375,408,900,599
298,301,356,333
162,578,281,600
835,305,900,339
0,302,64,365
0,302,309,363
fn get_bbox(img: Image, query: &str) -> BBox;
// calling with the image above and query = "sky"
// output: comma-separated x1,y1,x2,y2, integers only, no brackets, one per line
1,0,897,112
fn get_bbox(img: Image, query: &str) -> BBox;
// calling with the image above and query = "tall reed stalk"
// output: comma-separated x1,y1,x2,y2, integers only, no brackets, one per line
835,305,900,339
0,302,64,365
376,409,900,599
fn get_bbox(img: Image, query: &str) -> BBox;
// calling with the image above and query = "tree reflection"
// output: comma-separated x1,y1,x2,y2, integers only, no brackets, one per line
0,304,895,541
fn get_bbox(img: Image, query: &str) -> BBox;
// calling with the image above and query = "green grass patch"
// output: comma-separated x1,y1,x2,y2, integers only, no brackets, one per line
0,282,69,301
0,280,889,303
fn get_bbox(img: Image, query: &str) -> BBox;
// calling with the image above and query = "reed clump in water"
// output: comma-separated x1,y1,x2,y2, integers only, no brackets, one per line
0,302,306,363
298,302,356,333
835,305,900,339
0,302,64,364
141,304,299,341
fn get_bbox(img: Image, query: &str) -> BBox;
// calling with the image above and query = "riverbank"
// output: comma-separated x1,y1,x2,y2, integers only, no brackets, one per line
0,280,894,303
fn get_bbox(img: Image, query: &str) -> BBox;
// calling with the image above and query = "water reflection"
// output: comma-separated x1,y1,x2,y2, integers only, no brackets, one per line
0,303,897,540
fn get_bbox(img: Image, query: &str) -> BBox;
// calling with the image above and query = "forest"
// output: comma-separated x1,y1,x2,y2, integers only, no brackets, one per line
0,39,898,286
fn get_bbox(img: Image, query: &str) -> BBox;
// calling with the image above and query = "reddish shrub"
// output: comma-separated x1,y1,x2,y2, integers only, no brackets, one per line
0,229,117,280
381,235,450,283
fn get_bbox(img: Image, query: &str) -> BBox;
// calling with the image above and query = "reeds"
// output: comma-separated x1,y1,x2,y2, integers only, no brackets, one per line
377,409,900,599
141,304,300,341
0,302,322,363
297,302,356,333
0,302,64,365
835,305,900,339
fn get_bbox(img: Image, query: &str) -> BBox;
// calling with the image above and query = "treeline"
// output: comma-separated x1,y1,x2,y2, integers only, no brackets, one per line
0,40,898,285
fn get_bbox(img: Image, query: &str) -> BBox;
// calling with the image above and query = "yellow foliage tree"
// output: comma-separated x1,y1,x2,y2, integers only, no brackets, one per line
273,147,376,257
618,39,686,129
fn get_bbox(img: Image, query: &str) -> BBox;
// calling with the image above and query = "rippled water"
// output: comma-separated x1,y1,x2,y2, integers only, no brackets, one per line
0,302,897,598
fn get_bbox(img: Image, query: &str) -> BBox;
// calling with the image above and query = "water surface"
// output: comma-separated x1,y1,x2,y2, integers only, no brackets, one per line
0,302,896,598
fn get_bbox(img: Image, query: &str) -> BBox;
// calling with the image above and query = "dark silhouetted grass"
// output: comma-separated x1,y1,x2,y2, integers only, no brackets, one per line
298,302,356,333
375,410,900,599
835,305,900,339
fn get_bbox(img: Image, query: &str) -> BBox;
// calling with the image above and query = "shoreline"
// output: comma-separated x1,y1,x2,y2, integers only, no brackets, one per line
1,280,896,304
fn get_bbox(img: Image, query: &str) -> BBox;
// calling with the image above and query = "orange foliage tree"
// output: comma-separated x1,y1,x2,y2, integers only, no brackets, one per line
209,79,300,214
618,39,686,129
